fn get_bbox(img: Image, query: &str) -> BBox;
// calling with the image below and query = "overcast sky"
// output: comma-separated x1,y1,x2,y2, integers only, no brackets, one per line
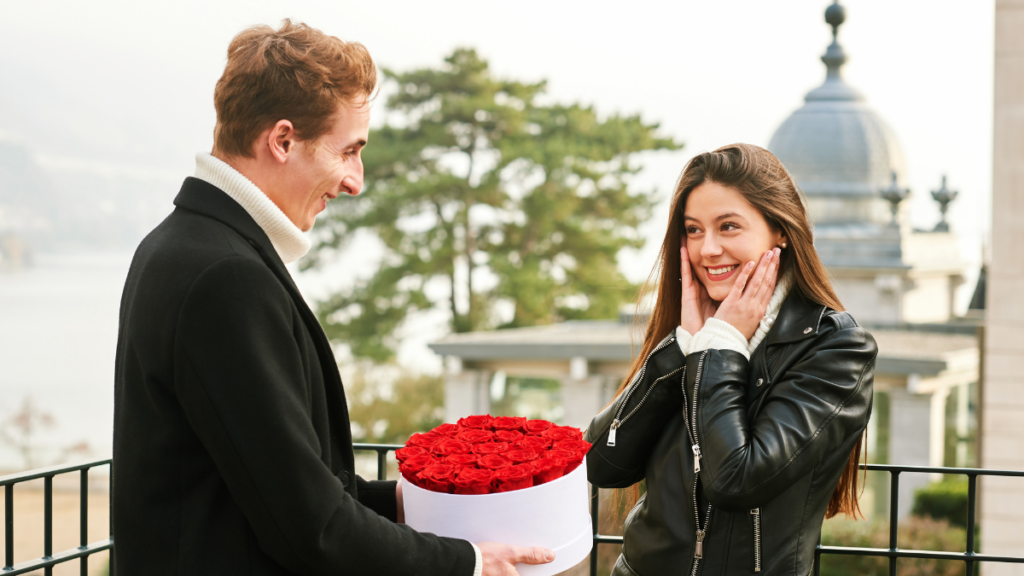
0,0,995,368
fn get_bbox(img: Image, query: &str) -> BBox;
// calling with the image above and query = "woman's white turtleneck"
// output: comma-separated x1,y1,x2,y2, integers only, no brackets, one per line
193,152,311,264
676,272,792,359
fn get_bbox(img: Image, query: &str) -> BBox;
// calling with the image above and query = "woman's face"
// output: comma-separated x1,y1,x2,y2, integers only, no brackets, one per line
683,181,786,302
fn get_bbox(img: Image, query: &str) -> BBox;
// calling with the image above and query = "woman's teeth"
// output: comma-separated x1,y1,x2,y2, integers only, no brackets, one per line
707,264,738,276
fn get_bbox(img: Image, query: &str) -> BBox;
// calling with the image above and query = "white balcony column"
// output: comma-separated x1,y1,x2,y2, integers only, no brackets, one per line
984,2,1024,571
560,356,604,429
888,379,948,519
442,357,490,423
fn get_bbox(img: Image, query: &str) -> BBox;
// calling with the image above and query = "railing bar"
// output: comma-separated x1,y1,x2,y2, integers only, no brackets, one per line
5,483,14,570
80,468,89,576
1,540,114,576
590,485,599,576
966,472,977,576
860,463,1024,477
0,459,112,487
816,546,1024,563
889,470,899,576
44,475,53,576
377,450,387,481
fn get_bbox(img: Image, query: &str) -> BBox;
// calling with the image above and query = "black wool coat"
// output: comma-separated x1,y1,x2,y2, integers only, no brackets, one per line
113,177,475,575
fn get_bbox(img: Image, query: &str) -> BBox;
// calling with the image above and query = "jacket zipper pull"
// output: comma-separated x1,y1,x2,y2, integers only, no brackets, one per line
692,444,702,473
607,419,620,447
695,529,706,559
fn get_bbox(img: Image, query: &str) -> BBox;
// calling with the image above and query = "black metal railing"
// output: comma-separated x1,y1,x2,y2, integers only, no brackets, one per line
4,452,1023,576
1,459,112,576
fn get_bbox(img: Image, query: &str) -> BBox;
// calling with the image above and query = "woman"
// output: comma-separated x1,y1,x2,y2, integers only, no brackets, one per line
584,143,876,576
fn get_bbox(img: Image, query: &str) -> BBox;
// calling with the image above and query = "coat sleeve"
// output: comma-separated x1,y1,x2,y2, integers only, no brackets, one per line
356,477,398,522
691,314,876,512
174,257,475,576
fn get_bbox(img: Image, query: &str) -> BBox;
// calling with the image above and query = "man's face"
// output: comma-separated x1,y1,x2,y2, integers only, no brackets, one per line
281,101,370,231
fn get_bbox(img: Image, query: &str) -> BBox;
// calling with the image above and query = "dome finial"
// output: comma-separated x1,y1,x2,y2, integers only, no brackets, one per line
821,1,848,80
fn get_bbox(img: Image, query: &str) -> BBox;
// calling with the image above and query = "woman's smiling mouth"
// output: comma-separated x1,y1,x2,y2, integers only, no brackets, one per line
705,264,739,281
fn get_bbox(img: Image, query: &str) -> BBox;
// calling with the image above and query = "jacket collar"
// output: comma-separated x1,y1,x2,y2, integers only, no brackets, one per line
173,177,297,292
762,290,830,347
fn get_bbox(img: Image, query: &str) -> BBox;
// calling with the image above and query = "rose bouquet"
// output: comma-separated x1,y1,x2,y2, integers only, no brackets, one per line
396,415,591,495
398,415,594,576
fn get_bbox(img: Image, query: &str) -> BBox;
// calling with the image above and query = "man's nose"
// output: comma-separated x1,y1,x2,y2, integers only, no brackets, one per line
342,162,364,196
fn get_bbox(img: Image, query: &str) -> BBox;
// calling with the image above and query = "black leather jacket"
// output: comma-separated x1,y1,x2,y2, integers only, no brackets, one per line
584,293,876,576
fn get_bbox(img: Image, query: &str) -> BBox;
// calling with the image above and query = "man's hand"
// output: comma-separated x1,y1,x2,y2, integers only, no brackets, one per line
713,248,779,339
476,542,555,576
680,246,717,335
395,481,405,524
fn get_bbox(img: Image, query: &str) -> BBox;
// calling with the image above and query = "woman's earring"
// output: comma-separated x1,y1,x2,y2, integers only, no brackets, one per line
780,242,788,249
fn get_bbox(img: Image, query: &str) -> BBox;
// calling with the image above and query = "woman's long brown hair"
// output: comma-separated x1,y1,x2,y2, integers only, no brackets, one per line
612,143,865,520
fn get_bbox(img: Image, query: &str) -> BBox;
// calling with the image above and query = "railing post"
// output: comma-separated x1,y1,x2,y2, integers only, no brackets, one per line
889,470,900,576
378,450,387,481
814,532,822,576
5,483,13,571
590,485,600,576
966,473,978,576
44,475,53,576
80,468,88,576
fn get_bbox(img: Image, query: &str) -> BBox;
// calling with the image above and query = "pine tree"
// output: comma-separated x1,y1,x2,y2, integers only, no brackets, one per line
308,48,681,362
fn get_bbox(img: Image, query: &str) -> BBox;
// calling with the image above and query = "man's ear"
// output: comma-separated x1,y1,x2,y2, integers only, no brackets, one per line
266,120,295,164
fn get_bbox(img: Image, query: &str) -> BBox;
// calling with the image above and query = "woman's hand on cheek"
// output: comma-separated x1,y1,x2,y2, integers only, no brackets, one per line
713,247,780,340
680,247,717,334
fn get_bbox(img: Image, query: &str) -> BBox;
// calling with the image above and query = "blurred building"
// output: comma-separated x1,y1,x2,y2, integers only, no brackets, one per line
430,0,983,524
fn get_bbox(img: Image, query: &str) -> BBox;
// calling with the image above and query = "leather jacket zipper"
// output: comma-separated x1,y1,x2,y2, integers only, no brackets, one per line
686,350,711,576
607,336,677,447
751,508,762,572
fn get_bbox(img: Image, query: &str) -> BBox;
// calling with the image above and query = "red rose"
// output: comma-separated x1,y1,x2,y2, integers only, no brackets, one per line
395,446,429,462
399,454,436,484
477,453,512,470
433,438,472,456
453,468,495,495
434,423,463,437
470,442,511,455
523,419,555,435
493,430,524,444
565,459,582,474
456,429,494,444
491,416,528,431
506,449,540,464
546,449,576,462
543,425,583,442
517,435,552,452
446,453,480,467
531,456,567,484
407,432,444,448
494,464,535,492
458,414,494,429
417,463,458,493
554,439,591,458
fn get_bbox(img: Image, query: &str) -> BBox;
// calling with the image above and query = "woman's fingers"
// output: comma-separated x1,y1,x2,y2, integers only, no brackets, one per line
759,248,781,306
747,250,774,301
728,259,756,302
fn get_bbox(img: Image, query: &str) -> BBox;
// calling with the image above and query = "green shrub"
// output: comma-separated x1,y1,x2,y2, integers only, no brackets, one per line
820,516,967,576
913,479,969,528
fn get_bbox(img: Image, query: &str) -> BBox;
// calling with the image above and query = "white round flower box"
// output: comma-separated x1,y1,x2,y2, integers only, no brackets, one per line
401,456,593,576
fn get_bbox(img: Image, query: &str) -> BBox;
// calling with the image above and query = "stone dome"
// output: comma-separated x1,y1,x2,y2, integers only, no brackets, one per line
768,1,907,225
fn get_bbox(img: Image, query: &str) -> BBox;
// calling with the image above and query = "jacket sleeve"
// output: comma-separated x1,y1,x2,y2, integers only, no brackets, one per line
584,338,685,488
174,257,475,576
691,314,876,512
356,477,398,522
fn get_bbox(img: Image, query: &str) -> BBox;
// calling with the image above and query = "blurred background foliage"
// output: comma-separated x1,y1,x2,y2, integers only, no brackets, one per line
307,48,680,362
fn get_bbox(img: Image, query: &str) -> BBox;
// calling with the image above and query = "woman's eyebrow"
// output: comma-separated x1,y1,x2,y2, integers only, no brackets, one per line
714,212,745,222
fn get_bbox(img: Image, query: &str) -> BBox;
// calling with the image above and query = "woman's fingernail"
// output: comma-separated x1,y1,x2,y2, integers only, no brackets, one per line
774,247,781,257
747,261,755,270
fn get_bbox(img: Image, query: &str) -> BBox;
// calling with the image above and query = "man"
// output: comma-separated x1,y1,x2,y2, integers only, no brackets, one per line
113,20,553,575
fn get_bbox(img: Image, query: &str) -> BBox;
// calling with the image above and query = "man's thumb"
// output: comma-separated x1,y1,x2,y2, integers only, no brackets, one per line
513,546,555,565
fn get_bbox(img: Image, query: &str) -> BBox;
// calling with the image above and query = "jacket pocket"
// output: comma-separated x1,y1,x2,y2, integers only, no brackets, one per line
750,507,763,573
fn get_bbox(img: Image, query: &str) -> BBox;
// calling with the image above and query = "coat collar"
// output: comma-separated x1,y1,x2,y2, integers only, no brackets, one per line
762,290,830,347
173,177,297,293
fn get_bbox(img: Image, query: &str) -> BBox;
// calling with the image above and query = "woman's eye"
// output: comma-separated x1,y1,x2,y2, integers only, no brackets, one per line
721,222,739,231
685,226,701,235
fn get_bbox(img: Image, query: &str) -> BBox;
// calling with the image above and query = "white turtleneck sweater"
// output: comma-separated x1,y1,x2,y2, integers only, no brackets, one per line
193,152,311,265
192,152,485,575
676,272,792,359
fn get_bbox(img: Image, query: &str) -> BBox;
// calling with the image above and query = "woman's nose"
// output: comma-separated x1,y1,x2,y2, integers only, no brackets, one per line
701,234,722,258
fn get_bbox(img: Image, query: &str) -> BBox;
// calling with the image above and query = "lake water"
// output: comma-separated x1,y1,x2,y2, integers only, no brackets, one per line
0,248,447,471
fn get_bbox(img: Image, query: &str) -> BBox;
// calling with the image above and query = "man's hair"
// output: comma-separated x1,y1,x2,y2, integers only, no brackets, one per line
212,19,377,158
